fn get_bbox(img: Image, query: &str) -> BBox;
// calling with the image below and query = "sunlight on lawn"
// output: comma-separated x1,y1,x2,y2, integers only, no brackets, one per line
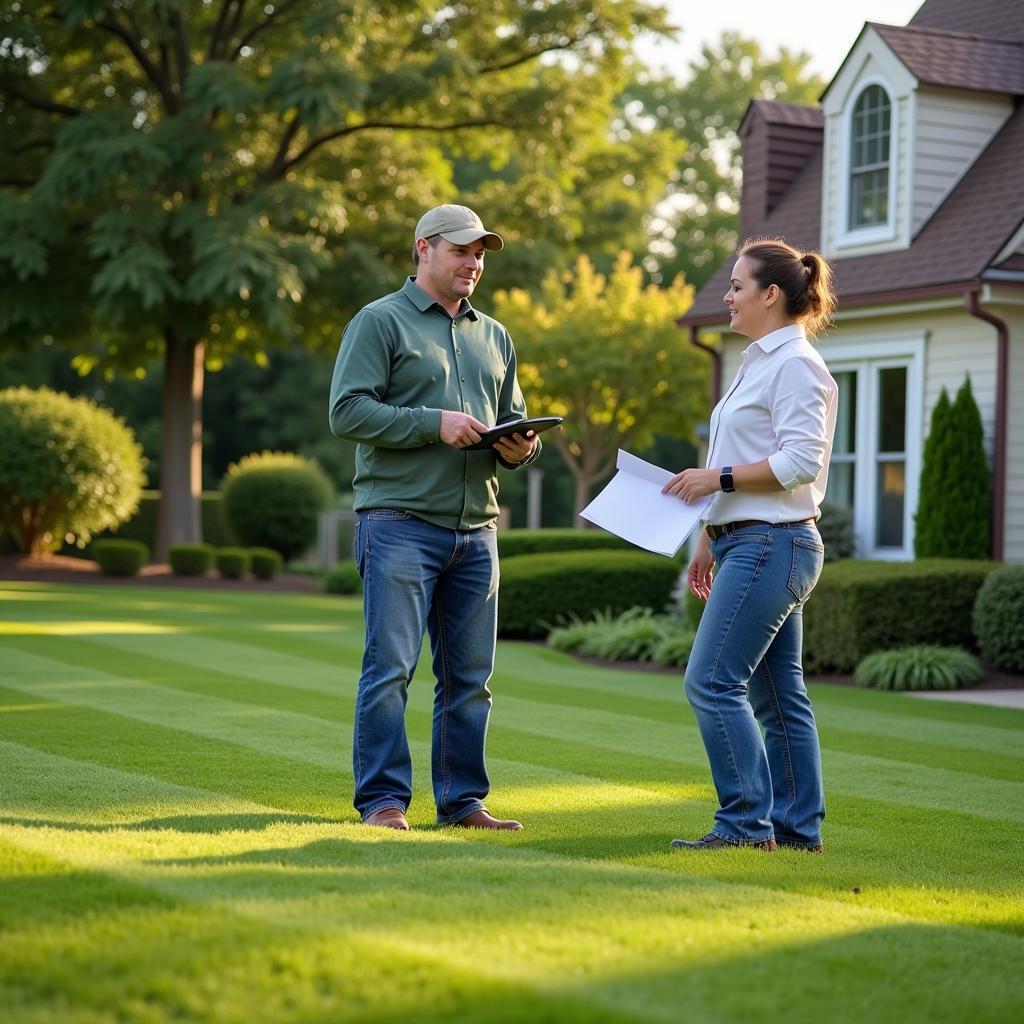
0,620,184,636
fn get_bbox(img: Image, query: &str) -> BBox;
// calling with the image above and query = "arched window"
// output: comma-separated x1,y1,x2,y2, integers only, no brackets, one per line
848,85,891,230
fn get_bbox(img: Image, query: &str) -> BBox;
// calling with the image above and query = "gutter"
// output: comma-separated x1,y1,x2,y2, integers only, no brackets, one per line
964,290,1008,562
688,324,722,406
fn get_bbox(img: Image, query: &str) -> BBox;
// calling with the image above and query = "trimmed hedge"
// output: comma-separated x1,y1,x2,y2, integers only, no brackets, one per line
215,547,251,580
803,558,999,673
325,561,362,595
973,566,1024,673
249,547,283,581
91,539,148,577
496,528,634,559
168,544,215,577
498,549,681,638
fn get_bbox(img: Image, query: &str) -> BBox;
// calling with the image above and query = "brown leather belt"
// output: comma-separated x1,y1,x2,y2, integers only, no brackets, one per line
705,517,816,541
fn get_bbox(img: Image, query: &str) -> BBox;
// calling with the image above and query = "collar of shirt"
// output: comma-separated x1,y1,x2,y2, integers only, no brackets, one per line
403,276,479,322
743,322,806,361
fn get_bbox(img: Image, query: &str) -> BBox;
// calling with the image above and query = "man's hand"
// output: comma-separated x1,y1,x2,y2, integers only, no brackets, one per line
662,467,720,502
494,431,537,465
440,411,488,449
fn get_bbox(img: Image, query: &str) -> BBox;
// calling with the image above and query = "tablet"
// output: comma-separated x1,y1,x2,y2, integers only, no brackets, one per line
464,416,564,450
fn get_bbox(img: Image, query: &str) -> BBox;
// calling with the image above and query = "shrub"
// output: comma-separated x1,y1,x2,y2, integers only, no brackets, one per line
817,502,855,562
803,558,999,673
215,547,251,580
249,547,283,581
497,528,633,559
169,544,215,576
914,378,991,559
973,566,1024,673
547,607,696,667
91,539,149,577
0,386,145,555
652,627,696,669
854,645,983,691
325,561,362,595
682,588,706,631
220,452,334,561
499,550,681,638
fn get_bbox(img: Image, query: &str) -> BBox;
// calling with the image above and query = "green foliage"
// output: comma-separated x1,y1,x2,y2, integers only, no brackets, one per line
494,254,706,512
547,607,695,666
248,547,283,581
803,559,999,673
90,539,149,577
215,547,251,580
168,544,215,577
325,561,362,595
817,502,855,562
854,646,983,692
0,386,144,555
914,379,991,558
220,452,334,561
621,34,825,288
499,549,681,638
972,566,1024,673
497,528,633,559
682,588,707,631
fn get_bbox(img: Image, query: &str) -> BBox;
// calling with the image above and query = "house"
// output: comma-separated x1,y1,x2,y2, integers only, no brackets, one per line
680,0,1024,561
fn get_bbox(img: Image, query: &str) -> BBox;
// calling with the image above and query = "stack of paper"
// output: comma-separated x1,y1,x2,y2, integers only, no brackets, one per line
580,450,712,557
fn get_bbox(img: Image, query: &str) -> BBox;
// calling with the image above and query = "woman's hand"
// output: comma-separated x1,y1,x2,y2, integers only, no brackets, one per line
662,467,720,503
687,532,715,601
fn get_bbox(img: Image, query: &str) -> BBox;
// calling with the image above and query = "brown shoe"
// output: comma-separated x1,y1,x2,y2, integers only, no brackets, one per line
670,832,777,851
363,807,409,831
452,809,523,831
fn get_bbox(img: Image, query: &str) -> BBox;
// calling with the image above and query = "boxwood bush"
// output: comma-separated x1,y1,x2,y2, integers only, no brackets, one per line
215,547,251,580
497,528,633,559
91,539,149,577
169,543,215,577
325,561,362,595
0,386,145,555
498,550,681,638
220,451,333,561
803,558,999,673
973,566,1024,673
248,547,283,581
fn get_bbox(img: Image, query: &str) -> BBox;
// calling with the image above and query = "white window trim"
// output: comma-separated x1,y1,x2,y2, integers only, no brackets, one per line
836,76,899,249
823,333,924,560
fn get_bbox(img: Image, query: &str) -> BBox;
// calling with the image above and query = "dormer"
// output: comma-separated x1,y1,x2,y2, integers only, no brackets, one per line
820,23,1020,260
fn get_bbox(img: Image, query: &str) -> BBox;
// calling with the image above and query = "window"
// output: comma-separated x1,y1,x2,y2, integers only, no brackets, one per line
848,85,891,230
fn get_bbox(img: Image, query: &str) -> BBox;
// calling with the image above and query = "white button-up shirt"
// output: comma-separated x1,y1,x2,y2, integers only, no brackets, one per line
704,324,838,526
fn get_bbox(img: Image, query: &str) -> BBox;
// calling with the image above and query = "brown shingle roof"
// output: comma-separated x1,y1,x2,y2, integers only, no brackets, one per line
683,104,1024,325
742,100,824,130
872,23,1024,95
910,0,1024,43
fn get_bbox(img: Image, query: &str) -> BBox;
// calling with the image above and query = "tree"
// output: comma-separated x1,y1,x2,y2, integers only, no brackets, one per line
620,34,825,289
493,253,706,521
0,0,670,556
914,378,991,559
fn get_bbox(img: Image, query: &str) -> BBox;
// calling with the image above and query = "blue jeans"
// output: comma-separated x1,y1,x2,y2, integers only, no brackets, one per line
352,509,499,824
683,522,826,846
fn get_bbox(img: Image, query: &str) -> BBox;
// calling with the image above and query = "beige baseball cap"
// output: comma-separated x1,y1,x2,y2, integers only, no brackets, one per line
414,204,504,251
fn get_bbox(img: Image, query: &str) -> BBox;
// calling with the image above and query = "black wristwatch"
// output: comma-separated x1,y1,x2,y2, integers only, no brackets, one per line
720,466,735,493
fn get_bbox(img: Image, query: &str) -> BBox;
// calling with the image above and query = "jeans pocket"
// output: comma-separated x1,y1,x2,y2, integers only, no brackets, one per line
787,535,825,604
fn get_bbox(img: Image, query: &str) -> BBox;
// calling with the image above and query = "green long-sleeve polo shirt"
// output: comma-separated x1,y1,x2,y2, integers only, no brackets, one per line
328,277,541,530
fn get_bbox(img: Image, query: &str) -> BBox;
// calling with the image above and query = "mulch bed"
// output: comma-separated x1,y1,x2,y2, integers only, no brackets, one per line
0,555,320,594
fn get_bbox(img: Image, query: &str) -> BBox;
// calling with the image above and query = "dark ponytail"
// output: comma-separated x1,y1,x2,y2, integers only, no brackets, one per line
740,238,837,338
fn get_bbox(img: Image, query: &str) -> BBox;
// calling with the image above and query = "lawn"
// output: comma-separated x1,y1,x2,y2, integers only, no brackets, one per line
1,581,1022,1024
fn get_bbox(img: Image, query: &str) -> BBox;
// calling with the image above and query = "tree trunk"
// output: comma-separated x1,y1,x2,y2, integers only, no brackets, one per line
155,329,205,560
573,474,595,529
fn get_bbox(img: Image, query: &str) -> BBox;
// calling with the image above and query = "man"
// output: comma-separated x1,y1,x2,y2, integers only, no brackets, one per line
329,204,540,832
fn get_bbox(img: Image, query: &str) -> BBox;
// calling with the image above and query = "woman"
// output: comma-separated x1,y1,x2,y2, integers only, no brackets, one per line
663,237,838,852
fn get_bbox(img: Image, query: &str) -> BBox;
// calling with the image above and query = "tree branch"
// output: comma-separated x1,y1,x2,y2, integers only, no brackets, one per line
3,83,81,117
273,117,504,178
261,115,302,182
206,0,236,61
171,9,192,89
229,0,303,61
224,0,250,55
477,33,588,74
96,14,175,110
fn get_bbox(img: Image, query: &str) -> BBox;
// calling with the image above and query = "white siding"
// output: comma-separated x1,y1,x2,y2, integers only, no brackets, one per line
912,89,1011,234
1002,306,1024,563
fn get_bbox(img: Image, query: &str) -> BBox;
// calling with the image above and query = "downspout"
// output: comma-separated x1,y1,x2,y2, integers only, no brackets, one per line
689,324,722,406
964,289,1008,562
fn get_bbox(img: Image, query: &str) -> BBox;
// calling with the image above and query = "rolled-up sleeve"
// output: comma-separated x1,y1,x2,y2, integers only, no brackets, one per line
328,309,443,448
767,357,837,490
